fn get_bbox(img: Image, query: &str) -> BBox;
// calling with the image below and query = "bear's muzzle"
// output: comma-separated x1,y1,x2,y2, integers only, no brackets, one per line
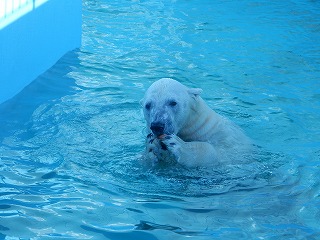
150,121,165,136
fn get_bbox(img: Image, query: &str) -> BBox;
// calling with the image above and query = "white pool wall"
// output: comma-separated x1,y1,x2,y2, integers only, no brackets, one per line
0,0,82,104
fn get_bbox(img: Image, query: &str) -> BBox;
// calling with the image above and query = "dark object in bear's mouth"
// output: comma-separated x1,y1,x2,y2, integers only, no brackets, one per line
160,142,167,150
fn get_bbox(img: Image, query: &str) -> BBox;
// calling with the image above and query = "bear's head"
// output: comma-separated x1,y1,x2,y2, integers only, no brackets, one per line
141,78,202,137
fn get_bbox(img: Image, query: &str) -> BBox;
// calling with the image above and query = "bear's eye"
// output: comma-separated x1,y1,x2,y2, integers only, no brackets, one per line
168,100,177,107
145,102,151,110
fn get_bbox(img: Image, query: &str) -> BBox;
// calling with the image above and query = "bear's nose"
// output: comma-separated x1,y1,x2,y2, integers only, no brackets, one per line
150,122,165,136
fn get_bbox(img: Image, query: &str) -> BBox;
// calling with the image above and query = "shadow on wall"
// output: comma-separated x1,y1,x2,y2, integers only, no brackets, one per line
0,0,48,30
0,0,82,104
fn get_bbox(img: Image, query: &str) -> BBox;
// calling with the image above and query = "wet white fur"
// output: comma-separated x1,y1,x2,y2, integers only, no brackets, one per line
141,78,251,167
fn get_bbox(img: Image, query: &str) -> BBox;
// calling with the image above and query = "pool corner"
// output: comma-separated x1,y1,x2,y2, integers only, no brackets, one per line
0,0,82,104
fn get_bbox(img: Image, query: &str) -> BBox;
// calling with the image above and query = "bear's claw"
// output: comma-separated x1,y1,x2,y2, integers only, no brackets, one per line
161,134,181,158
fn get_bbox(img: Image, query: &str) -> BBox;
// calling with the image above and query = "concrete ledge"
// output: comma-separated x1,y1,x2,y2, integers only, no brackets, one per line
0,0,82,104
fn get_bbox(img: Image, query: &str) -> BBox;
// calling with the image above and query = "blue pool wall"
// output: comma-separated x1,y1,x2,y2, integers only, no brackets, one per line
0,0,82,104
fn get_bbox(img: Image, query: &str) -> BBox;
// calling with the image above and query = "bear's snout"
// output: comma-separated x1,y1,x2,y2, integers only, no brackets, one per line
150,121,165,136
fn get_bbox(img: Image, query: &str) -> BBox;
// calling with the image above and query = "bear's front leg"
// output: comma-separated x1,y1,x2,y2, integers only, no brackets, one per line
161,135,217,167
145,133,160,164
145,133,173,165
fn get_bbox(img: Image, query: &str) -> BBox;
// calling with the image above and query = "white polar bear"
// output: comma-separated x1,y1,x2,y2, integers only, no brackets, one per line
141,78,251,167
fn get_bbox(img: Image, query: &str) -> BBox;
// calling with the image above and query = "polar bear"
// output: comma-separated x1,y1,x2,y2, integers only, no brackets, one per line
141,78,251,167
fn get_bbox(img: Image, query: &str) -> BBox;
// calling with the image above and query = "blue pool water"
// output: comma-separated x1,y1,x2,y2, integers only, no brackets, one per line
1,0,320,239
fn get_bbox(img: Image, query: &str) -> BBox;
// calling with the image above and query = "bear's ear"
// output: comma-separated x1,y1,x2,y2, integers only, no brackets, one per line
188,88,202,98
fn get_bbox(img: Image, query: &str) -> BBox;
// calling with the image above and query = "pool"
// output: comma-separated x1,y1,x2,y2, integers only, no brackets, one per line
0,0,319,239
